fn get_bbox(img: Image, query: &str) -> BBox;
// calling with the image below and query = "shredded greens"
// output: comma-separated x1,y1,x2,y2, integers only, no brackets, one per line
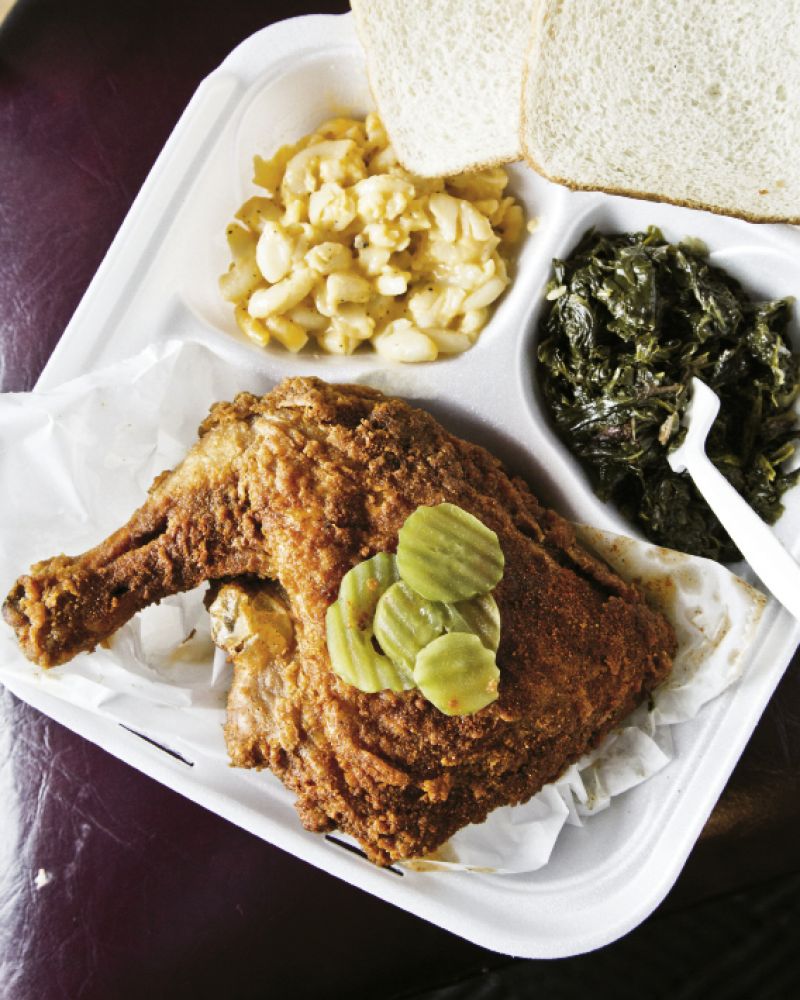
537,226,800,562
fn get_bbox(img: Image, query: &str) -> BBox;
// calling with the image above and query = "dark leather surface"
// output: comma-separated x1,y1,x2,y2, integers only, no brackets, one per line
1,2,799,998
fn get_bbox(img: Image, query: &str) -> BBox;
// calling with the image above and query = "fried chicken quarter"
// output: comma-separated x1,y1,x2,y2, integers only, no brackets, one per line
3,378,675,864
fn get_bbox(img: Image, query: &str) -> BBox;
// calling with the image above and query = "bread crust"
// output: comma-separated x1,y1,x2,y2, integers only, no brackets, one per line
519,149,800,226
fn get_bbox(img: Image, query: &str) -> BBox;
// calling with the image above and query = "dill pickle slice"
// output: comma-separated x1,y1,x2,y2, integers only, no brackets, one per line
325,553,414,693
375,583,501,675
397,502,504,602
413,632,500,716
445,592,501,653
338,551,398,627
373,580,448,675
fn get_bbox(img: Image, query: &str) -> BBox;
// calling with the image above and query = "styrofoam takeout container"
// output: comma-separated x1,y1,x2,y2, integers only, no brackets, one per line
2,13,800,957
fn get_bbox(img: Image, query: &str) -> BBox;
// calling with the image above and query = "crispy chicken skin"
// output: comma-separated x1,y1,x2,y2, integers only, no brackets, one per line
3,378,675,864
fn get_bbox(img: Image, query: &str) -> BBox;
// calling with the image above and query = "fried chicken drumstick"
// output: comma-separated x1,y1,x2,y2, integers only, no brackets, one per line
4,378,675,864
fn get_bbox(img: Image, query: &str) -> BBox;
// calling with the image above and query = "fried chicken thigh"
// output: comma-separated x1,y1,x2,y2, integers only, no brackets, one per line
4,378,675,864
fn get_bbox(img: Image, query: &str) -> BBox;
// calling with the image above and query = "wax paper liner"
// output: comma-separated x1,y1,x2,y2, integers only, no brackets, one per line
0,340,766,874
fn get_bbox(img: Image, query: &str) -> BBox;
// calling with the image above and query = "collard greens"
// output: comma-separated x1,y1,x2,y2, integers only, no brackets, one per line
537,227,800,561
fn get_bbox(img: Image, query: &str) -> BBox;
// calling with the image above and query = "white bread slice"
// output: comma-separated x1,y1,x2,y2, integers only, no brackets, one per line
521,0,800,223
351,0,536,177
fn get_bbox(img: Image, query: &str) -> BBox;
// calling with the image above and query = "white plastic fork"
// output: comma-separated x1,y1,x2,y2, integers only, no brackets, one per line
667,377,800,623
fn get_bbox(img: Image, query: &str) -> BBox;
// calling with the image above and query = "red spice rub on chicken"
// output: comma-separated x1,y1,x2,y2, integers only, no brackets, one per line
3,378,675,864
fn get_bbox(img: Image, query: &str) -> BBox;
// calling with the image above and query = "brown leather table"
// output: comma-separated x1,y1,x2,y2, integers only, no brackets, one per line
1,3,799,997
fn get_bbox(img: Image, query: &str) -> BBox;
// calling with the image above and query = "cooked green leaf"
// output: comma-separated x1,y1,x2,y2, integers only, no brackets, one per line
537,226,800,561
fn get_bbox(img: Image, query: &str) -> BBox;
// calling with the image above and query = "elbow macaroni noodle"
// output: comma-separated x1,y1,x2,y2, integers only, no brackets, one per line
220,114,524,361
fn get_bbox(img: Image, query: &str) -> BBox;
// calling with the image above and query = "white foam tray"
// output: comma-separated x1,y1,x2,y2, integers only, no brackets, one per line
3,13,800,957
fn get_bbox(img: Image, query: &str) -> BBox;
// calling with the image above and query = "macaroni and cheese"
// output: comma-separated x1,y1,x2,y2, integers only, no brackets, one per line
220,114,524,361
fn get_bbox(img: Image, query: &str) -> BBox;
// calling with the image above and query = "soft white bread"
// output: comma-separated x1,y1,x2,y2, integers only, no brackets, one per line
351,0,536,177
521,0,800,223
